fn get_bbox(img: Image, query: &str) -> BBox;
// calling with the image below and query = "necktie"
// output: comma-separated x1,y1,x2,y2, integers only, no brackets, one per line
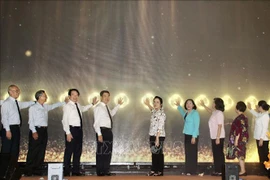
75,103,83,128
105,105,113,128
15,100,22,127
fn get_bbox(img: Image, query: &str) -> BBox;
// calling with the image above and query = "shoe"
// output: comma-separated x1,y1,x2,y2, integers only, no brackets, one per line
211,172,221,176
239,172,247,176
105,172,116,176
97,172,105,176
147,171,155,176
63,171,71,176
181,172,191,176
154,172,163,176
72,172,84,176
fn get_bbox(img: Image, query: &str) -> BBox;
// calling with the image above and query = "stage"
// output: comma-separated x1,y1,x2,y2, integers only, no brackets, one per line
20,175,269,180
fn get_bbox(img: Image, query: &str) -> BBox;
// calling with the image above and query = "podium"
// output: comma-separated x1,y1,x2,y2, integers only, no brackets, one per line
48,163,63,180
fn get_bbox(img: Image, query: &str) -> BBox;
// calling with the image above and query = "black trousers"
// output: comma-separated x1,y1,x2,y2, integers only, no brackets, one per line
96,128,113,175
25,127,48,174
184,134,198,174
211,138,225,173
0,125,20,161
149,136,165,173
256,140,269,175
64,127,83,174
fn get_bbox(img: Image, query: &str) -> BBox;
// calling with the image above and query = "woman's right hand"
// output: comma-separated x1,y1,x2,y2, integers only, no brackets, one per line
174,98,180,106
144,98,150,106
247,102,251,110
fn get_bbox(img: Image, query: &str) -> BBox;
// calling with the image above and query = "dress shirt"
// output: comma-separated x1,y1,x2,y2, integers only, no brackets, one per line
0,100,3,106
1,97,35,131
208,110,225,139
29,102,65,133
62,101,93,134
250,109,270,140
149,108,166,137
177,106,200,138
93,102,120,136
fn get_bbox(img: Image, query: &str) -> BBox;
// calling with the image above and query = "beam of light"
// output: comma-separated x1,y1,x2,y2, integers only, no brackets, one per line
88,92,100,106
222,95,234,110
195,94,210,110
168,94,184,109
245,96,258,110
4,93,21,101
114,93,129,108
141,93,154,109
59,91,68,102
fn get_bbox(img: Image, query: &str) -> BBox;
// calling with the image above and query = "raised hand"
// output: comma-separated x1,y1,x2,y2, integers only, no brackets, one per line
200,100,205,107
144,98,150,106
64,96,69,103
118,97,124,105
247,102,251,110
174,98,181,106
92,96,99,105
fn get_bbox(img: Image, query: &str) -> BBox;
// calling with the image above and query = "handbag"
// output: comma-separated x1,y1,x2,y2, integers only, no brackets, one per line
226,144,236,160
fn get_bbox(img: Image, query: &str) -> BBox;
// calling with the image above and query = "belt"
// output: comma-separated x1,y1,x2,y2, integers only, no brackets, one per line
35,126,47,128
100,127,111,130
70,125,81,128
10,125,20,127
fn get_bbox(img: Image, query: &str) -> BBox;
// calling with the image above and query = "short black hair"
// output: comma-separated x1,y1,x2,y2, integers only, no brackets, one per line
214,98,225,112
236,101,246,112
35,90,45,101
100,90,110,96
258,100,270,111
68,88,80,96
154,96,163,107
184,99,197,110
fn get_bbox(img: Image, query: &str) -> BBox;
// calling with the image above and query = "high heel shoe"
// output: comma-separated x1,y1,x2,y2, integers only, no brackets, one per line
146,171,155,176
154,172,163,176
239,172,247,176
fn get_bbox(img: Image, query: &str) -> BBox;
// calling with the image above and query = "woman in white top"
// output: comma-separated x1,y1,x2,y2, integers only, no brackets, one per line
144,96,166,176
201,98,225,176
247,100,270,176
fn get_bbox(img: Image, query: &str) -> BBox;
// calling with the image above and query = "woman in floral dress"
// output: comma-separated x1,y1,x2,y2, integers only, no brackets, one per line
227,101,249,176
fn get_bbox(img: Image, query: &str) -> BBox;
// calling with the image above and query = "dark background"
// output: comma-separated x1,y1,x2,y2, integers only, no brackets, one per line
1,1,269,162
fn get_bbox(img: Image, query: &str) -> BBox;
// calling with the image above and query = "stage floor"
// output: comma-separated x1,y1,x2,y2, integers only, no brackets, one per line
21,175,269,180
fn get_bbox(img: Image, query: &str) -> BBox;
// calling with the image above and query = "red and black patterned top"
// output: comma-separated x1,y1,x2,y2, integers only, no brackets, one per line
228,114,249,158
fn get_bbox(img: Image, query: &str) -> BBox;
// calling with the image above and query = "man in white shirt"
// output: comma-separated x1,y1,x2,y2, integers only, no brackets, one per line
1,84,35,161
62,88,98,176
94,90,123,176
24,90,68,176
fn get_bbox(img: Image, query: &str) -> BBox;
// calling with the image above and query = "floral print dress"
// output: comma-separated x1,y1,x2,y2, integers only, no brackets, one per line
228,114,249,159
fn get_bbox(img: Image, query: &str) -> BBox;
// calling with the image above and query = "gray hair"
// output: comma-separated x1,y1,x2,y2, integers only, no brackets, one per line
35,90,45,101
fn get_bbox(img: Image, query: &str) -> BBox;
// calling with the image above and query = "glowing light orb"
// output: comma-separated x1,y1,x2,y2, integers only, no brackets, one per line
141,93,154,109
245,96,258,110
59,91,68,102
222,95,234,110
195,94,209,110
114,93,129,108
168,94,184,109
25,50,32,57
88,92,100,106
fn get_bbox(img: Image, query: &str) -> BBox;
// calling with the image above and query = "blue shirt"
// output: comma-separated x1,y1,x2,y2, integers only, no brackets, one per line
177,106,200,138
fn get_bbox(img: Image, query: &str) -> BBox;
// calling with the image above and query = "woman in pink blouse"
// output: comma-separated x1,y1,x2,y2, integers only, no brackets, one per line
144,96,166,176
201,98,225,176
